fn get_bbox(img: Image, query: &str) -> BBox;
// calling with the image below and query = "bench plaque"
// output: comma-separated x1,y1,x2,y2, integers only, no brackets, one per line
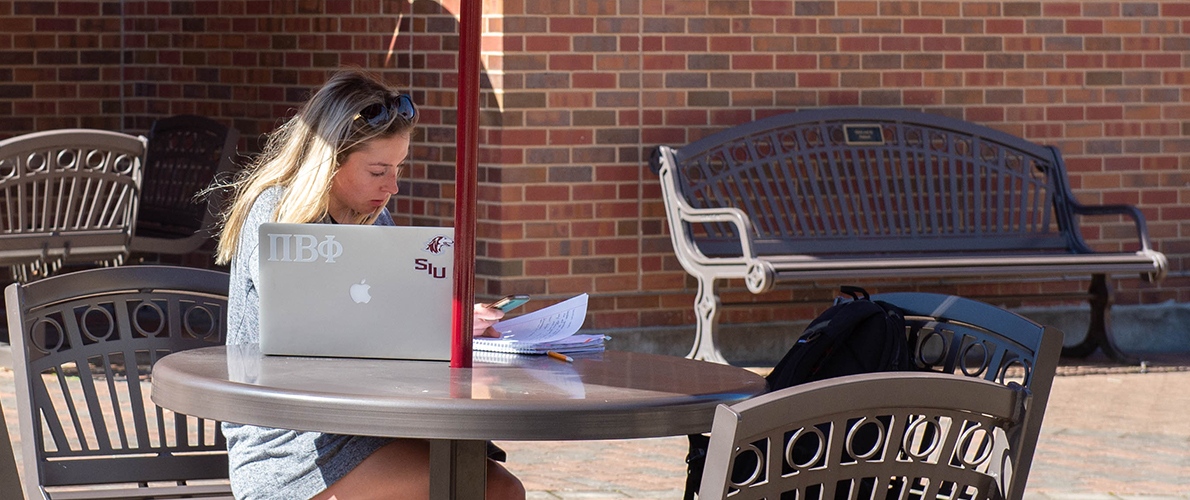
843,124,884,145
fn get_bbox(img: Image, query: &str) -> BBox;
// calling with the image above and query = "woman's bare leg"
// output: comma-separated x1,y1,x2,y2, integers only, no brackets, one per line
311,438,525,500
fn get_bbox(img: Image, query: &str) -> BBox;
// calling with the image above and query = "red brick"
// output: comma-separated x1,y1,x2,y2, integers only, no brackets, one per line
903,18,943,34
525,259,571,275
776,54,816,70
1124,36,1161,51
594,237,639,255
571,72,616,88
1004,36,1044,52
964,71,1003,86
524,35,570,52
546,276,595,295
710,36,752,52
1163,3,1190,16
548,17,594,33
1042,3,1081,16
523,222,569,239
594,275,641,293
733,54,773,70
1047,106,1085,121
1145,54,1181,68
840,36,879,51
732,18,773,34
1067,19,1104,34
944,54,983,69
904,90,942,105
524,185,570,201
754,1,793,16
798,72,837,87
571,221,617,237
489,240,549,259
664,36,707,52
836,1,876,16
882,36,921,51
987,19,1024,34
642,54,684,71
964,107,1004,123
923,72,962,87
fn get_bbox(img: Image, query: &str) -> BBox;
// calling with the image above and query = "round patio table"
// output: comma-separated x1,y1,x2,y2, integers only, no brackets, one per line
151,345,767,499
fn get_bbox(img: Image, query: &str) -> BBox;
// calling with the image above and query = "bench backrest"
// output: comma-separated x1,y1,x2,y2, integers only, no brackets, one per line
654,107,1088,258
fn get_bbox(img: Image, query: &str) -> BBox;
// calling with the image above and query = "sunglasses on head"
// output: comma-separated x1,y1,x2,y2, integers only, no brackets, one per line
354,93,416,130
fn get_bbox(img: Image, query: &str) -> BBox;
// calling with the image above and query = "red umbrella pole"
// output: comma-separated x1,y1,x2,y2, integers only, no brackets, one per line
451,0,481,368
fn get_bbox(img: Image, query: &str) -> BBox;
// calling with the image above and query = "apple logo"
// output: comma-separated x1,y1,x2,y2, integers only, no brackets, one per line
349,280,371,304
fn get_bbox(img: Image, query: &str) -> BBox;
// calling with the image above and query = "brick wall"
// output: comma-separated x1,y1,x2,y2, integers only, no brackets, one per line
2,1,1188,337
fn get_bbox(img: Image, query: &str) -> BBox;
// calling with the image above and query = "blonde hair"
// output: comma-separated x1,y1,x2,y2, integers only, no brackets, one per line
213,69,417,265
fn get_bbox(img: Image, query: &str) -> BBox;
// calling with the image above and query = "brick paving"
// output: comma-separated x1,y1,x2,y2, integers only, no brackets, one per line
3,351,1189,499
494,355,1190,500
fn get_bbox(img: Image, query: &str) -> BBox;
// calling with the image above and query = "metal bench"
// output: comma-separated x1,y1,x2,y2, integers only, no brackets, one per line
650,107,1167,364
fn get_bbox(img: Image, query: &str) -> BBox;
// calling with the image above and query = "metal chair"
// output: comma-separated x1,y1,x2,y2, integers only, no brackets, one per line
0,129,145,282
696,292,1062,500
3,265,232,499
874,291,1063,498
130,115,239,257
699,372,1034,500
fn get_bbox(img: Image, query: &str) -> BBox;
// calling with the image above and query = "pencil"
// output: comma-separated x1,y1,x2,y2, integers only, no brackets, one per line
546,351,573,363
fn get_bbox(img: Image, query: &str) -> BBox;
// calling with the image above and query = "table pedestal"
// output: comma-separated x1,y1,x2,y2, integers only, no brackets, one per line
430,439,487,498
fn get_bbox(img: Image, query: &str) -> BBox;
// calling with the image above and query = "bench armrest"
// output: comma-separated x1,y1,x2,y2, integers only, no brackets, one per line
652,146,775,292
1068,201,1168,281
652,147,759,260
1069,202,1155,253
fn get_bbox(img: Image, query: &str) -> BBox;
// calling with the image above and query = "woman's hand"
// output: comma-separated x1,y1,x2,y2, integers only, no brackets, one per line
472,303,505,338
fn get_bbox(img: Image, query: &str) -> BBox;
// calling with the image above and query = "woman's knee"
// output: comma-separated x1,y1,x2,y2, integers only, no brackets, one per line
487,460,525,500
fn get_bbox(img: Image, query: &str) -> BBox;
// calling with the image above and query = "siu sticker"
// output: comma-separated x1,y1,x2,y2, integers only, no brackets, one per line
416,234,453,279
423,235,454,255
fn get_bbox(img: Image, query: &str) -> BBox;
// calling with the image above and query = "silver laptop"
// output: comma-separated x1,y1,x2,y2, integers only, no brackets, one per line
257,222,455,361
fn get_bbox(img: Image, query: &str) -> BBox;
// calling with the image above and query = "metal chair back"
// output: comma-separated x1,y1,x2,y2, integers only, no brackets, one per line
0,129,145,281
131,115,239,256
875,291,1063,498
700,372,1033,500
4,265,232,499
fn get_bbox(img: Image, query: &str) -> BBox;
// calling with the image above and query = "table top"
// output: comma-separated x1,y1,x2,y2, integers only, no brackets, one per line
151,345,768,441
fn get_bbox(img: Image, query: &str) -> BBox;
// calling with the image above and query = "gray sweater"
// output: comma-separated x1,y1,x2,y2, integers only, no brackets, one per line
221,187,395,499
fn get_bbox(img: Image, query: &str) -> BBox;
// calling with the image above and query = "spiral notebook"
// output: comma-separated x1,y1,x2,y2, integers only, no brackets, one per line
473,294,606,354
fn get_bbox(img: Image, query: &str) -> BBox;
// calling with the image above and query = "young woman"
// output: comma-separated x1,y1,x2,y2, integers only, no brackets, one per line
213,69,525,500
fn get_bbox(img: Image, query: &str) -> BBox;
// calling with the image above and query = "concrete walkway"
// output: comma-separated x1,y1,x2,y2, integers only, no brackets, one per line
2,347,1188,499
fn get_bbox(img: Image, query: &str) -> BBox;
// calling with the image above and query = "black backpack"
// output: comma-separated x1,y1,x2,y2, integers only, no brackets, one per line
682,286,913,499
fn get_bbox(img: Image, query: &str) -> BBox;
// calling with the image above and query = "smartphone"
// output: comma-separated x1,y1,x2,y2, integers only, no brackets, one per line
488,294,530,312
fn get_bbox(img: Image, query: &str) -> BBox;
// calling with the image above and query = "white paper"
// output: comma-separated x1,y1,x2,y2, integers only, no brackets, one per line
490,293,588,343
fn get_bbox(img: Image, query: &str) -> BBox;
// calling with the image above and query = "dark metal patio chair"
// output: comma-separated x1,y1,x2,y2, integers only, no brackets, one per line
697,292,1062,500
3,265,232,499
874,291,1063,498
699,372,1034,500
130,115,239,258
